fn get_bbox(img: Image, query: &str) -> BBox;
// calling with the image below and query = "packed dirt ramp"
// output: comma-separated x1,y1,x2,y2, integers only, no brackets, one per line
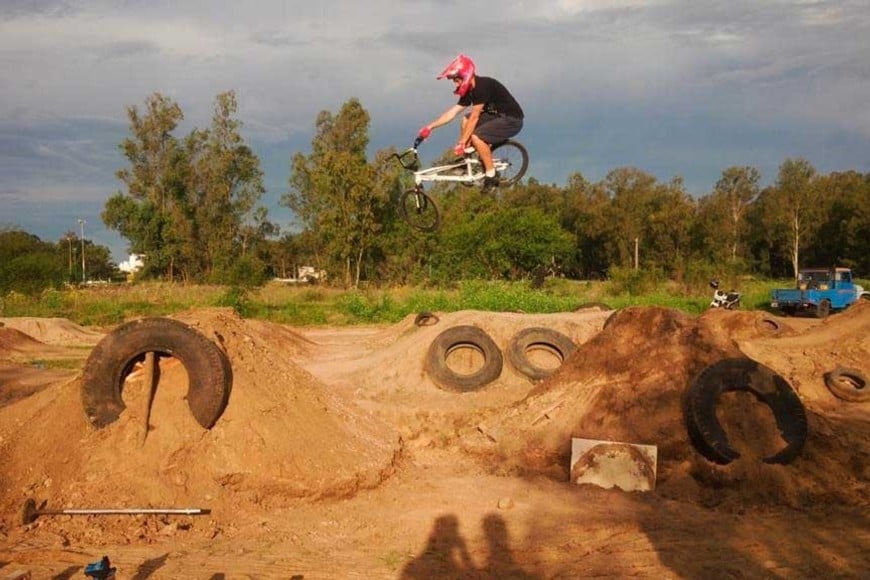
0,304,868,578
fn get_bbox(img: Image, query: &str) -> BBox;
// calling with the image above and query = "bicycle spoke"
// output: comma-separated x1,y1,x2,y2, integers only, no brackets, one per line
400,189,441,232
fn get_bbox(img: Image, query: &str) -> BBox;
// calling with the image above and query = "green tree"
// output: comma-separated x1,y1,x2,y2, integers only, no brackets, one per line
103,92,186,279
434,207,573,280
809,171,870,273
767,158,822,280
186,91,267,282
563,172,610,278
712,166,760,263
104,91,269,284
0,230,63,294
600,168,661,270
283,98,387,288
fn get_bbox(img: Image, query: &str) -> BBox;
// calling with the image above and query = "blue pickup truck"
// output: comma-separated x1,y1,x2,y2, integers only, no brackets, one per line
771,267,868,318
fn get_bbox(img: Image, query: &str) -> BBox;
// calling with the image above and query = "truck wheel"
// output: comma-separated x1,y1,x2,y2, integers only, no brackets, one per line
824,367,868,402
684,357,808,465
81,317,232,429
815,299,831,318
507,327,576,382
424,325,503,392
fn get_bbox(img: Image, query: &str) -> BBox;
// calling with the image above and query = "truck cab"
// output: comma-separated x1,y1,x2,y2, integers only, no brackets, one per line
771,267,867,318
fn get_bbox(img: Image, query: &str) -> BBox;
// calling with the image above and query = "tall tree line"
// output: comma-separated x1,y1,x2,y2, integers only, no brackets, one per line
103,95,870,288
280,99,870,287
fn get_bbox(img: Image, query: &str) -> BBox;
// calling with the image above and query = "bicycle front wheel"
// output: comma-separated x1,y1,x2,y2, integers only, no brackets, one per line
400,188,441,232
492,140,529,186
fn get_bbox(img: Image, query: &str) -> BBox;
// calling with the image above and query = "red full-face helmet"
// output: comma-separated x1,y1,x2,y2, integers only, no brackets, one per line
437,54,475,97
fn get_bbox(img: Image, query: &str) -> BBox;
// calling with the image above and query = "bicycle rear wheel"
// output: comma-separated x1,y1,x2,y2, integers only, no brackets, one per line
400,188,441,232
492,140,529,186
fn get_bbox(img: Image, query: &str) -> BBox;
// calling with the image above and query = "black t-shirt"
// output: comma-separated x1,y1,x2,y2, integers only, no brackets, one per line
458,76,524,119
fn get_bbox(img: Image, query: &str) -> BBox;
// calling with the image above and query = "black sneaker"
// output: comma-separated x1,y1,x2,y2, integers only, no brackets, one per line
482,175,500,192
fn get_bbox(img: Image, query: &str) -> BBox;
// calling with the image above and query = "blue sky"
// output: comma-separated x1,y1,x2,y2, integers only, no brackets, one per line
1,0,869,261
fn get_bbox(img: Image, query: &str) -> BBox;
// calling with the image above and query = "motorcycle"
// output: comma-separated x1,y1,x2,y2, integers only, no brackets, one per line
709,280,741,310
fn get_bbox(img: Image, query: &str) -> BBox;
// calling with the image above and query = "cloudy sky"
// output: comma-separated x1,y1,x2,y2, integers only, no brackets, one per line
1,0,869,261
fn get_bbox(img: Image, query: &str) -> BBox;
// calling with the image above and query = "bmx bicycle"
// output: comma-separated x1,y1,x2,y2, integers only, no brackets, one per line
391,136,529,231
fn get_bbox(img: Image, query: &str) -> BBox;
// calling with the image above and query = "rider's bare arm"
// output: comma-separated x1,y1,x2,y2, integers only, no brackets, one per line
424,104,466,132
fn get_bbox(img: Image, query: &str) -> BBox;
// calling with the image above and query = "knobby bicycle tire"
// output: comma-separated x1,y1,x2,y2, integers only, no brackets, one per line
492,140,529,186
399,188,441,232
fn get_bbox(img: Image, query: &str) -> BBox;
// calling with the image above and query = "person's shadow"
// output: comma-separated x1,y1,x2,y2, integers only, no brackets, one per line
400,514,474,579
481,514,536,579
401,513,537,579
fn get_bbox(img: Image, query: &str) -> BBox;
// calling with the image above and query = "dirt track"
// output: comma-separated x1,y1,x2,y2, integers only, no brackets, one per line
0,304,868,578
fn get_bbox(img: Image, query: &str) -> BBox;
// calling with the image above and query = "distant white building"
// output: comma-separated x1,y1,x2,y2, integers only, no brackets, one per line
273,265,327,284
118,254,145,278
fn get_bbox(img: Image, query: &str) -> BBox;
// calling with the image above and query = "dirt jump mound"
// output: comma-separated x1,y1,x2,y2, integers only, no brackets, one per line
0,308,402,536
463,306,870,511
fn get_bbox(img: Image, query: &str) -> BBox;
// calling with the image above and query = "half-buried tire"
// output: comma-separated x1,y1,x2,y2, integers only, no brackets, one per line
424,325,503,392
507,327,576,381
81,317,232,429
684,357,807,465
824,367,868,402
414,311,440,327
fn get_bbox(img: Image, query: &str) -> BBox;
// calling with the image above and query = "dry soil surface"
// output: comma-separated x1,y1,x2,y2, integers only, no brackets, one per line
0,304,868,579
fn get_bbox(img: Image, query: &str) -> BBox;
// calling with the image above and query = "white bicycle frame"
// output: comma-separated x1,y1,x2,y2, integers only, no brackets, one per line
407,149,511,187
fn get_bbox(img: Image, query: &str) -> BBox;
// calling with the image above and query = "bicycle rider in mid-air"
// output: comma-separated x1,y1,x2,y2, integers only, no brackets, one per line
417,54,525,192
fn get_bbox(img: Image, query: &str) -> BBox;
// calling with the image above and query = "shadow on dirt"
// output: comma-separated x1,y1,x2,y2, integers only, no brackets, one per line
131,552,169,579
638,407,870,578
50,565,81,580
401,513,537,579
638,496,870,578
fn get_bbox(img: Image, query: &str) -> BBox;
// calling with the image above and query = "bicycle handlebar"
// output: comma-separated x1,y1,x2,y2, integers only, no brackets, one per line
391,147,420,171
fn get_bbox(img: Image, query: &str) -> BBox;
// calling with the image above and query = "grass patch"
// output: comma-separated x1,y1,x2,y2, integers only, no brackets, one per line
0,277,844,327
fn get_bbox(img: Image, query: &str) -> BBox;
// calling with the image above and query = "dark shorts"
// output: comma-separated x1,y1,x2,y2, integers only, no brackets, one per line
474,113,523,145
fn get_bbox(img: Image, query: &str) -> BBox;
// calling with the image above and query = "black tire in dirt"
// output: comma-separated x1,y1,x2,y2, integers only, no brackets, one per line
824,367,869,402
507,327,577,382
399,188,441,232
492,139,529,186
414,312,440,327
684,357,808,465
756,317,782,336
81,317,232,429
424,325,503,392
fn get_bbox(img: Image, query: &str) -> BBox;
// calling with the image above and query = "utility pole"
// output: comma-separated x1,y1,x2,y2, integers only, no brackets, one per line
66,235,73,277
634,237,639,270
77,219,86,283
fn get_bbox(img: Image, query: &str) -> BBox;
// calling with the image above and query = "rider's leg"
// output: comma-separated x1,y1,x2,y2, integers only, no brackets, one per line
469,135,494,173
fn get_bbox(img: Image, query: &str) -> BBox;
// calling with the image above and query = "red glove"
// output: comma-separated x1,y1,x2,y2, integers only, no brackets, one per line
418,126,432,140
454,142,467,156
